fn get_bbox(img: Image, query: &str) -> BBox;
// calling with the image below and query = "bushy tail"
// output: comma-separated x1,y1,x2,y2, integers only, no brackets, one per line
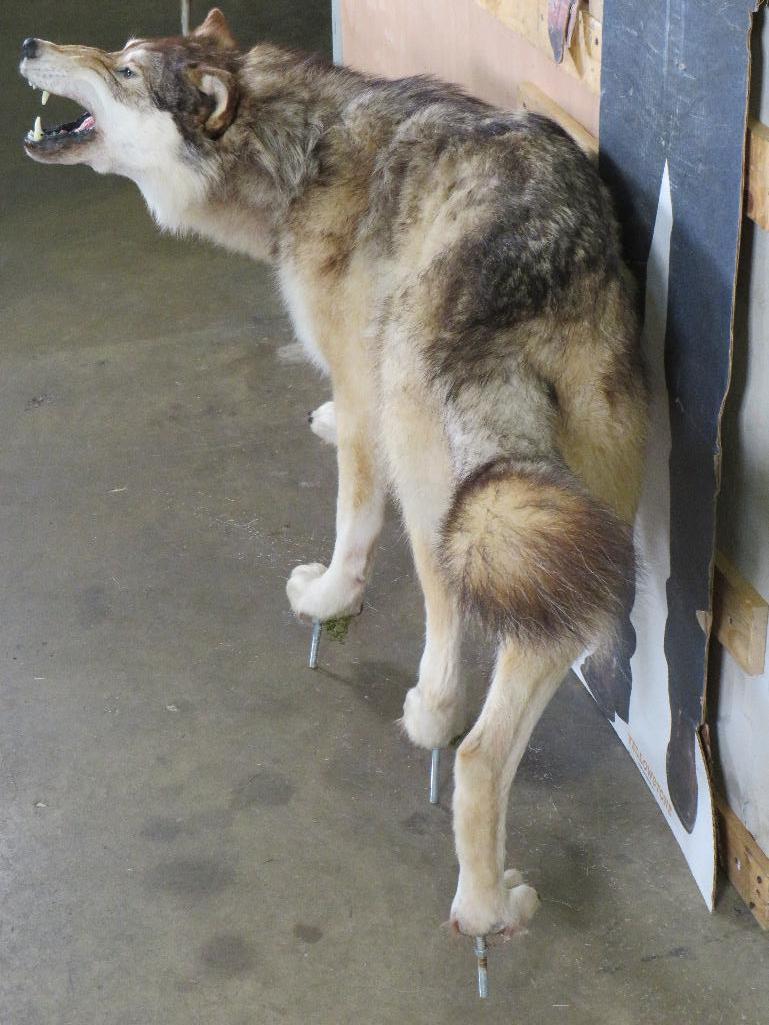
440,457,635,652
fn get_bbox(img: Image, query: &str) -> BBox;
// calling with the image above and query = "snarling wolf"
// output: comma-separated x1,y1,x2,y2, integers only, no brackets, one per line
20,9,647,940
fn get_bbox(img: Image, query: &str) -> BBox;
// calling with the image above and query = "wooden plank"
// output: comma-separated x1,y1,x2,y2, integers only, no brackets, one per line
747,118,769,232
716,796,769,930
475,0,601,92
518,80,598,157
518,80,598,156
712,551,769,676
478,0,538,42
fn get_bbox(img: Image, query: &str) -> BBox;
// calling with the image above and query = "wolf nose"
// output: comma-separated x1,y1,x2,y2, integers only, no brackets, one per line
21,37,39,60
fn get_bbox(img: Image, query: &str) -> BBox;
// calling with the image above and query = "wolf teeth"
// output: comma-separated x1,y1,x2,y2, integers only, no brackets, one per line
32,115,43,141
41,90,50,105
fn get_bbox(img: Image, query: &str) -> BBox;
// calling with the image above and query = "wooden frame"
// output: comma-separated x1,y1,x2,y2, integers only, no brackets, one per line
712,552,769,677
717,797,769,930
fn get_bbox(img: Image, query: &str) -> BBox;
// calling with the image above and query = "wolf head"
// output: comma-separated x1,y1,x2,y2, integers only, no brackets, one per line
19,9,243,227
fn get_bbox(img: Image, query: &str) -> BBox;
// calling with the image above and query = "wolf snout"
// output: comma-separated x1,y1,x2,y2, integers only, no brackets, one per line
21,37,39,60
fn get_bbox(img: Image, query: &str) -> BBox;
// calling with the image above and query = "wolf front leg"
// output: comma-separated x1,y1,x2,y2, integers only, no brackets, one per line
383,387,467,803
401,531,465,809
287,392,385,623
449,642,574,938
383,387,466,783
304,401,336,669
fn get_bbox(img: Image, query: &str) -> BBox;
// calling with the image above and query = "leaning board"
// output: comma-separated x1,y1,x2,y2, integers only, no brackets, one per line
579,0,761,906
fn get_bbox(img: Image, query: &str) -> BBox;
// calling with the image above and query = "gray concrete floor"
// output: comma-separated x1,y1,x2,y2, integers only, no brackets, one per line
1,3,768,1024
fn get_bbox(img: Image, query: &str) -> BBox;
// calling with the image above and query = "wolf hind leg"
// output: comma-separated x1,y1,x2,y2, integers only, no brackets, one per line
450,641,577,936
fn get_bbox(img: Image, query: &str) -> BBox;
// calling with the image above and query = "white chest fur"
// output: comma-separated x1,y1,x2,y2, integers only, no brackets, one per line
277,260,330,373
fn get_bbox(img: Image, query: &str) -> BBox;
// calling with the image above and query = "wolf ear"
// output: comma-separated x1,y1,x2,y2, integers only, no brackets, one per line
191,66,239,138
192,8,238,50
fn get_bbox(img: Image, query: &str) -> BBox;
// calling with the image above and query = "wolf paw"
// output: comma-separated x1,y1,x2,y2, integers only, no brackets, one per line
401,685,465,749
308,401,337,446
286,562,364,621
450,871,540,938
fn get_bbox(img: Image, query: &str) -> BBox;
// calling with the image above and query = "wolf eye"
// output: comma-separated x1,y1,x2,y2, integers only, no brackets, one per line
117,67,135,79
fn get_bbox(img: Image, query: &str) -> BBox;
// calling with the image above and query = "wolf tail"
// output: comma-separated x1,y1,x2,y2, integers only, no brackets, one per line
440,457,635,653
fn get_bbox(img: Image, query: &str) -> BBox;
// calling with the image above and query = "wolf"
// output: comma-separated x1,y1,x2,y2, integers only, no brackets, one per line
20,9,647,940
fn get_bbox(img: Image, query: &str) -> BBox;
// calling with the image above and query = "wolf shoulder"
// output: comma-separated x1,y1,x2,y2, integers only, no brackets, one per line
287,72,619,290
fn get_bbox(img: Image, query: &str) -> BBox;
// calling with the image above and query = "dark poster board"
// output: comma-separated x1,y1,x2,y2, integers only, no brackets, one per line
581,0,758,902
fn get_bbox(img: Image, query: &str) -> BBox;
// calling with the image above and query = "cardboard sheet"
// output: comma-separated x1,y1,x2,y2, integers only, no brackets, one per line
582,0,760,905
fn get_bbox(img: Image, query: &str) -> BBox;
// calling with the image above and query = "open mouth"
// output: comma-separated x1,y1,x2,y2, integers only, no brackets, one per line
24,91,97,153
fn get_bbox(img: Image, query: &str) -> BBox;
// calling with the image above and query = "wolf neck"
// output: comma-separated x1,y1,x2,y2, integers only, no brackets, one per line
132,158,275,261
136,52,360,264
135,138,316,265
136,167,206,233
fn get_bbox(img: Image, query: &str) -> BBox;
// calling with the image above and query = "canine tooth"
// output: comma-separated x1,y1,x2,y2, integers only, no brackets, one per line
41,90,50,105
32,115,43,141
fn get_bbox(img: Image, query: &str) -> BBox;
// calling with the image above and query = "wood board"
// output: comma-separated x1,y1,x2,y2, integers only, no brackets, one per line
713,552,769,676
717,797,769,929
475,0,602,92
518,80,598,157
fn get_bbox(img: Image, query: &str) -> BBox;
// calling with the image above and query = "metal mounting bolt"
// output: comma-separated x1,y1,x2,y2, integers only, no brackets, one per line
181,0,190,35
429,748,440,805
474,935,489,999
308,619,321,669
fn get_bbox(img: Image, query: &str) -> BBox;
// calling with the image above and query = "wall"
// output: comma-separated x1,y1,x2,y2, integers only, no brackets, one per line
714,6,769,854
337,0,599,136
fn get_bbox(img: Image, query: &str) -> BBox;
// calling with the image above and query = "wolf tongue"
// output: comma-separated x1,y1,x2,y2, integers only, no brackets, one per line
77,115,95,132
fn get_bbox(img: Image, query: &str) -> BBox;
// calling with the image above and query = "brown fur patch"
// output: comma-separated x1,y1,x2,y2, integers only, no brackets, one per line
350,435,376,511
441,458,635,650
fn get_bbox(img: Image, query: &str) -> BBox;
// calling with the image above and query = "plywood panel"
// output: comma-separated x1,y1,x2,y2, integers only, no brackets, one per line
340,0,599,137
475,0,601,93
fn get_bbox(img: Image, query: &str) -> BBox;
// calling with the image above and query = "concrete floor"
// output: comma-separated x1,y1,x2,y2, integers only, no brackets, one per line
2,3,769,1024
